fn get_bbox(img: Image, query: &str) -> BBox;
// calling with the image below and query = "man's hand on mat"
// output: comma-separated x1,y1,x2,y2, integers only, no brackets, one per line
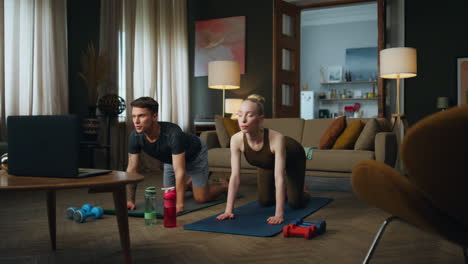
267,215,284,225
176,203,184,213
127,201,136,211
216,212,235,220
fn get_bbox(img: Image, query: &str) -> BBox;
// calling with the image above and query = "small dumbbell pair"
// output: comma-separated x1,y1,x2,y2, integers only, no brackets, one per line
283,224,317,240
294,219,327,235
66,204,103,223
283,219,327,240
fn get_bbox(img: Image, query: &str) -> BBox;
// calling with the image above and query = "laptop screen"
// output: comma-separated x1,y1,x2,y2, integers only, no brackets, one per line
7,115,80,177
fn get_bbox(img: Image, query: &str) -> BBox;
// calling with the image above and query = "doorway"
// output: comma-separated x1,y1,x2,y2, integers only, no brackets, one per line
273,0,386,118
301,2,379,119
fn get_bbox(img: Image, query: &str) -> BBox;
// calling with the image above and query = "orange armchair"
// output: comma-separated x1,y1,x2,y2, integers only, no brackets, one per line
351,104,468,263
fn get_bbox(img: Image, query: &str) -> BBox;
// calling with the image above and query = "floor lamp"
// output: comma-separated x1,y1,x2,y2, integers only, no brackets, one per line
208,61,240,117
225,98,243,119
380,47,417,134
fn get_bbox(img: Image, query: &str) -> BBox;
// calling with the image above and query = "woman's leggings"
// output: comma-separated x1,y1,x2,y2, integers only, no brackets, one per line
257,137,306,208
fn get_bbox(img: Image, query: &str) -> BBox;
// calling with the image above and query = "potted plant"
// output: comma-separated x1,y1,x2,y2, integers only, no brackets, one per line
79,43,108,141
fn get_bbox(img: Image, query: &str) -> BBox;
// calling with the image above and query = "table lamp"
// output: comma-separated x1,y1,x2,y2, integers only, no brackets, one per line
208,61,240,117
380,47,417,131
436,97,449,111
225,98,243,119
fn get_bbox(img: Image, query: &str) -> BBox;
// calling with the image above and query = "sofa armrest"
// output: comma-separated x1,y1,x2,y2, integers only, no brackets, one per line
200,130,220,149
375,132,397,167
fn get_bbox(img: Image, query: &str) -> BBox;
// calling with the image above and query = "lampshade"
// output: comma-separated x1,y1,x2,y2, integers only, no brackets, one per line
380,47,417,79
208,61,240,90
436,97,449,109
225,98,243,114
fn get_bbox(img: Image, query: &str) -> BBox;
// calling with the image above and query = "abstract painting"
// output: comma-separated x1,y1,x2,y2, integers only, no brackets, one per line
457,57,468,105
194,16,245,77
345,47,378,81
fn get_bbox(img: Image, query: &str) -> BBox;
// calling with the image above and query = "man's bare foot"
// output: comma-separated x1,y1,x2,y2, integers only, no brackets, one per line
220,177,229,191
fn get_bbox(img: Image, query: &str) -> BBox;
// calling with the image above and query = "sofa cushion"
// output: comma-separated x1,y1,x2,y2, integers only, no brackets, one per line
263,118,304,143
214,115,230,148
354,118,381,150
306,149,375,172
302,119,335,147
224,118,240,137
332,120,364,149
208,148,256,170
319,116,346,149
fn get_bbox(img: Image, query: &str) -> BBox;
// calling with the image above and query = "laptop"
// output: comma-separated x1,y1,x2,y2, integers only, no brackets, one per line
7,115,112,178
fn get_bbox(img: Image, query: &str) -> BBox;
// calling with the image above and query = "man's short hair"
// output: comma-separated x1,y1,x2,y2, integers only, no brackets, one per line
130,97,159,114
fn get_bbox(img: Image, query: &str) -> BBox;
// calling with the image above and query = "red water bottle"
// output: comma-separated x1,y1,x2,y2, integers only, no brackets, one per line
162,187,177,228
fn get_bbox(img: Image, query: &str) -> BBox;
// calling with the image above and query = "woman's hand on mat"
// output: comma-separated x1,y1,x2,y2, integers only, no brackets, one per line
127,201,136,211
176,203,184,213
267,215,284,225
216,212,235,220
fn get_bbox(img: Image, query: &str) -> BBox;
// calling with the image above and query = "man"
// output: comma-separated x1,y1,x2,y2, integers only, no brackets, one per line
126,97,227,213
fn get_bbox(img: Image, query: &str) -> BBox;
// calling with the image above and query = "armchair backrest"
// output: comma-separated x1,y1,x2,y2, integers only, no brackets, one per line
402,104,468,228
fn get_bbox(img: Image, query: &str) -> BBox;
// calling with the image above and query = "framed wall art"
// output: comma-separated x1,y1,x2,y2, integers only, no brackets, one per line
327,66,343,83
194,16,245,77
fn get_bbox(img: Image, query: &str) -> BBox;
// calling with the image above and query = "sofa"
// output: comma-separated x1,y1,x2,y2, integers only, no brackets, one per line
200,117,397,178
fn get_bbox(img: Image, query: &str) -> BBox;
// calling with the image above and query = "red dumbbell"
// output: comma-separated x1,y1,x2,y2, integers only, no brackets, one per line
283,224,317,239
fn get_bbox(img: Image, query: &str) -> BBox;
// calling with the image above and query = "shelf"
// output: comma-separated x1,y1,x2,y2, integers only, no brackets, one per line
319,98,378,102
320,81,377,85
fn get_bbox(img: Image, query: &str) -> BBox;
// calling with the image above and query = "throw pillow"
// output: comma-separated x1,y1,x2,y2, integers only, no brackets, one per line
319,116,346,149
214,115,230,148
223,118,240,137
332,120,364,149
354,118,381,151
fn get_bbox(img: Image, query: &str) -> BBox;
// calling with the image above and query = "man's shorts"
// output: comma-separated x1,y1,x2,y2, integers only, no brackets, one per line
163,141,209,188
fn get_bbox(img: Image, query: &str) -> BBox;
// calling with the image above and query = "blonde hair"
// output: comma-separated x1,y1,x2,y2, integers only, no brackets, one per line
244,94,265,116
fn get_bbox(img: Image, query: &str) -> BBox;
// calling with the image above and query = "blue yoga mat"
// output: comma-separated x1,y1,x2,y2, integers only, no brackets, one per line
184,197,333,237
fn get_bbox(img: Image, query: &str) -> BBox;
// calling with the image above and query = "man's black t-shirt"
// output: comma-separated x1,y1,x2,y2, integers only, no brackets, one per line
128,122,201,164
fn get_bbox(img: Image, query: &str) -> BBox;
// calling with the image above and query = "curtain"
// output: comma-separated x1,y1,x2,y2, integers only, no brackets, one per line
130,0,189,129
0,0,68,141
100,0,189,170
0,0,5,140
156,0,189,130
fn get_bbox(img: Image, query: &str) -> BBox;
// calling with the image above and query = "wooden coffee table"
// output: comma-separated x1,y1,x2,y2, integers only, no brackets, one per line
0,170,144,264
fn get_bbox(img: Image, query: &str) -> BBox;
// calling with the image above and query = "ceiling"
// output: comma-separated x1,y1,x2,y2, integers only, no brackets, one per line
284,0,342,6
300,2,377,26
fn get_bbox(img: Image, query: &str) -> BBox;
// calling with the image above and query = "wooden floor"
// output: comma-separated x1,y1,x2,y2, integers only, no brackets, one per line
0,171,464,264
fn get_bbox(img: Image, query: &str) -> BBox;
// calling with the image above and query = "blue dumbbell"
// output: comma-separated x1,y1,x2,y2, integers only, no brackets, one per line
294,218,327,234
73,206,103,223
66,204,93,219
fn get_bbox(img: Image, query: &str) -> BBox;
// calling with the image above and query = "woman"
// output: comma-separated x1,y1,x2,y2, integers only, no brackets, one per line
216,94,308,225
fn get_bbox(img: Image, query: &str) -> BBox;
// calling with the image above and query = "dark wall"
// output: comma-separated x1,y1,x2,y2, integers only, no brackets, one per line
67,0,101,117
187,0,274,121
405,1,468,125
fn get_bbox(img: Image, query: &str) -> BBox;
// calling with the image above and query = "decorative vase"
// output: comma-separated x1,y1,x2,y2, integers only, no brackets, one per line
81,105,100,142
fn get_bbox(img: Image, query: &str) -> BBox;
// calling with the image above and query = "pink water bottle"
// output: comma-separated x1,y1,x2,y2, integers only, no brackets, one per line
162,187,177,228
